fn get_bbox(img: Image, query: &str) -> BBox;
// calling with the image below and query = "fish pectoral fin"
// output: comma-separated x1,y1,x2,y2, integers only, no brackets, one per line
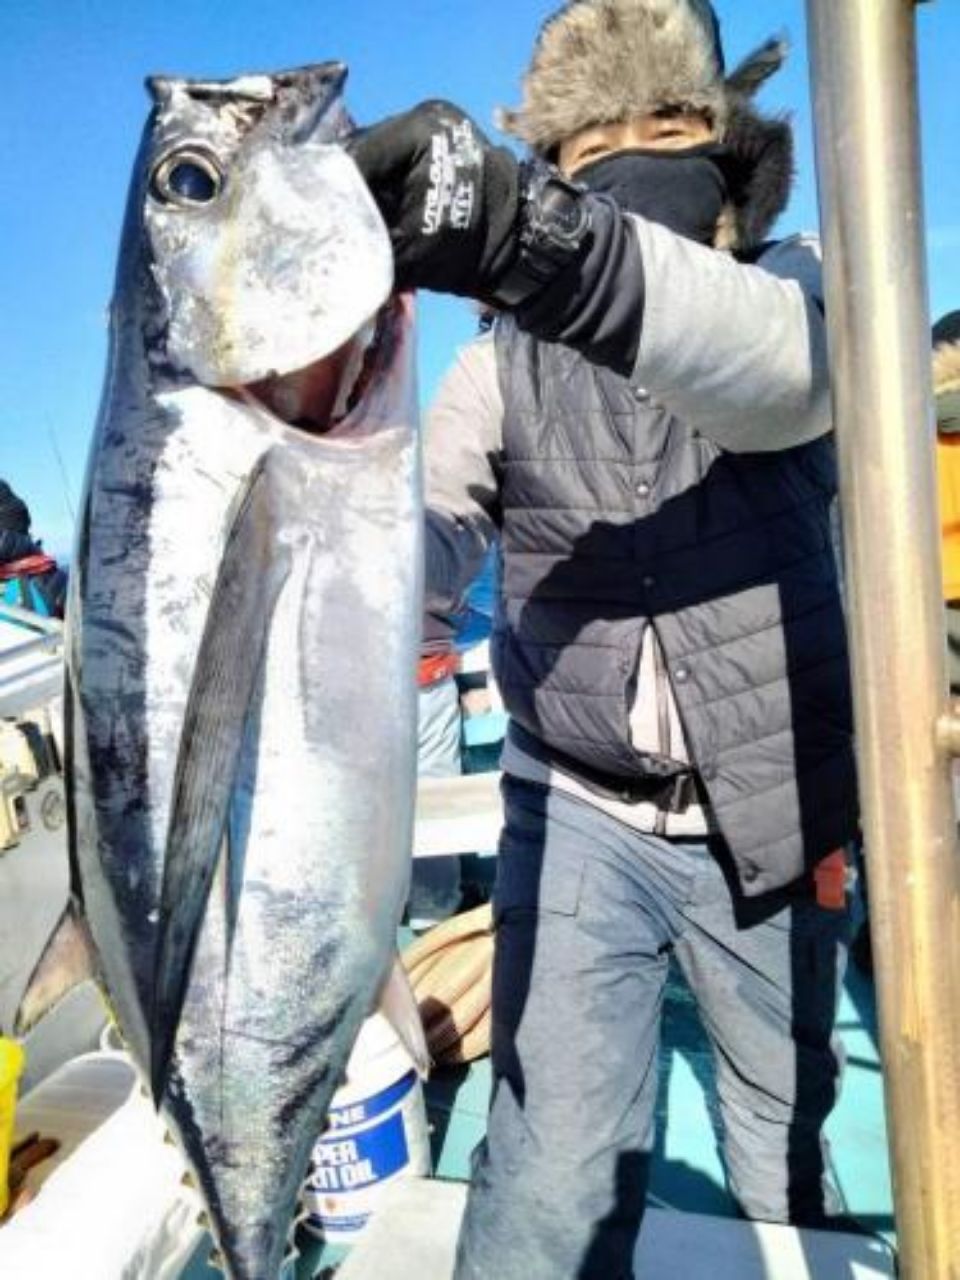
376,953,431,1078
151,454,289,1103
14,898,98,1036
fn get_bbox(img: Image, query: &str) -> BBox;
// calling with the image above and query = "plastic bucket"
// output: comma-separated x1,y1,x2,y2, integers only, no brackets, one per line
302,1013,431,1244
0,1037,25,1216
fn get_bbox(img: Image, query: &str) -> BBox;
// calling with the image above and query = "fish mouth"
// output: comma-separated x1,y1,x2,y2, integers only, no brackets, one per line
241,299,399,439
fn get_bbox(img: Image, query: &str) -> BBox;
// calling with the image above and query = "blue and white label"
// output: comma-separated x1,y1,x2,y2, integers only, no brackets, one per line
326,1070,417,1131
308,1110,410,1193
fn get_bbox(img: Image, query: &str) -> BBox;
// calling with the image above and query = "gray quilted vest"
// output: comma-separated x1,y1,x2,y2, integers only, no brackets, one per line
492,320,859,896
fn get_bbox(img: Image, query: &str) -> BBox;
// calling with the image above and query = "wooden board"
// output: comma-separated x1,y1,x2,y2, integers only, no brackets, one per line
413,774,503,858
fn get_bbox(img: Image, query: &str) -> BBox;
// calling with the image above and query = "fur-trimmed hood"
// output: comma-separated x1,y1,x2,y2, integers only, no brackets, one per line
499,0,794,248
500,0,727,145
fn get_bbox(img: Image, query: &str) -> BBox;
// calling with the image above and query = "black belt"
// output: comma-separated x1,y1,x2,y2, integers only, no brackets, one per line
511,725,701,813
621,771,700,813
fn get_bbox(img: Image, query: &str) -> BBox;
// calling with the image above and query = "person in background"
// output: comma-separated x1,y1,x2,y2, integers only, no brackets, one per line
0,481,36,566
934,311,960,693
854,312,960,975
0,480,66,619
410,546,500,932
351,2,858,1274
409,649,464,932
410,299,502,934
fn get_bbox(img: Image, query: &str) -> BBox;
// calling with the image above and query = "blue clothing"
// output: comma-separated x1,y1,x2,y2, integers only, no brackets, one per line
454,779,850,1280
0,534,67,618
465,546,498,619
453,547,498,653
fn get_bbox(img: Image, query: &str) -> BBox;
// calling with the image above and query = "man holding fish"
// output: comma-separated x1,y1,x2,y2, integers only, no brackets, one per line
351,2,857,1276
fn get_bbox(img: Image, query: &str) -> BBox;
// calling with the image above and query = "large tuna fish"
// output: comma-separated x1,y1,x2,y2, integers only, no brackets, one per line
21,62,427,1279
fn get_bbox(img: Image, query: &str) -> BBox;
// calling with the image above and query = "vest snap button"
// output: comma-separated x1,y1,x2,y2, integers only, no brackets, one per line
636,481,651,498
675,667,690,683
635,387,650,403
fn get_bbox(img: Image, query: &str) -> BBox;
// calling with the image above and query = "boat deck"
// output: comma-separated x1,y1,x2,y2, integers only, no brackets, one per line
420,958,893,1238
0,648,895,1278
181,885,895,1278
297,960,892,1277
180,704,900,1277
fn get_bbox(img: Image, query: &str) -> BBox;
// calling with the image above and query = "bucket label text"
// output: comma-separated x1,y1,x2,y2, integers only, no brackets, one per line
308,1110,409,1193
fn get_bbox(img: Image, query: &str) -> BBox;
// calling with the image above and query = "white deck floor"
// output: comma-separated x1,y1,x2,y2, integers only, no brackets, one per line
338,1178,897,1280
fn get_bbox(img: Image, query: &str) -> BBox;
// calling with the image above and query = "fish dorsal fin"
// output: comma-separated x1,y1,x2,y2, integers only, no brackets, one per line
376,953,431,1079
150,451,289,1102
14,898,98,1036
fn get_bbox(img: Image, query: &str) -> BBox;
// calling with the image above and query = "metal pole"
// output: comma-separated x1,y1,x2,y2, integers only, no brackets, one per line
805,2,960,1274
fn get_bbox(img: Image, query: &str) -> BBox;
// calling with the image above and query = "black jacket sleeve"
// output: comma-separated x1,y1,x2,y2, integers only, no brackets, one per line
514,196,645,377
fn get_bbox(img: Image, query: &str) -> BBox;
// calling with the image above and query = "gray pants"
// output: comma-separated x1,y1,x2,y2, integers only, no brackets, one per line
455,778,850,1280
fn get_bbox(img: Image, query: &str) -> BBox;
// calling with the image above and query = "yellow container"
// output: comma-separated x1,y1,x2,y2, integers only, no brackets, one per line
0,1037,25,1217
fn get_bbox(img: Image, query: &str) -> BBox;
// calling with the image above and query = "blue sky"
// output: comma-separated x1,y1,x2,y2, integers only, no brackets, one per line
2,1,958,558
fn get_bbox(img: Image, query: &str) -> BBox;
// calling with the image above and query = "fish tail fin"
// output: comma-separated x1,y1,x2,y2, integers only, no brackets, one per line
14,898,98,1036
150,453,289,1103
377,953,431,1078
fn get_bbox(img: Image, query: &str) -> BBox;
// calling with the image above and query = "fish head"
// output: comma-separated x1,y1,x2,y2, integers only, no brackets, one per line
141,62,396,400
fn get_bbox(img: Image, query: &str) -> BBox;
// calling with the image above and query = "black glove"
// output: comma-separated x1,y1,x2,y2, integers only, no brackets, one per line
350,102,645,377
347,101,521,300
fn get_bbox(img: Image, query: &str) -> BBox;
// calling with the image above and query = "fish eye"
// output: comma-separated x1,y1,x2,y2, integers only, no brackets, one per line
151,148,224,207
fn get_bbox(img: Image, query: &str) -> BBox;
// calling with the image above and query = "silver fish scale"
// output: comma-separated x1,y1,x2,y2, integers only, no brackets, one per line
169,430,420,1276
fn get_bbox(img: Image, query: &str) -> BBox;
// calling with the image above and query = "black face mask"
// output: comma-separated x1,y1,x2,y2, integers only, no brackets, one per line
573,145,730,245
